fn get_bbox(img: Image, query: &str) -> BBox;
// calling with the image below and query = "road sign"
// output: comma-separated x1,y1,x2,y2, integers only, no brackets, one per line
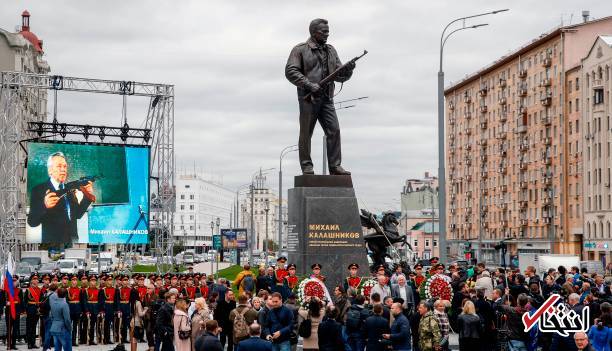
212,235,222,250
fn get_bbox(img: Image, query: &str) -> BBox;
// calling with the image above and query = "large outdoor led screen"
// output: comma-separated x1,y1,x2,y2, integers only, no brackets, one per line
26,141,149,244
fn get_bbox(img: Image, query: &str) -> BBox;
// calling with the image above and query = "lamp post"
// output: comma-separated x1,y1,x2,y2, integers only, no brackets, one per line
279,145,297,255
215,217,220,277
210,220,214,276
438,9,508,264
264,199,270,255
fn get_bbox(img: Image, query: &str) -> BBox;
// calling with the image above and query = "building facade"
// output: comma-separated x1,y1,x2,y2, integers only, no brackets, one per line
174,174,234,253
409,221,439,260
239,172,280,254
444,16,612,263
0,11,50,252
582,36,612,264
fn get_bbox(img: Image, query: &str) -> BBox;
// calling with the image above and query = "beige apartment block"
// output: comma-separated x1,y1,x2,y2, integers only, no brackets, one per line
581,36,612,264
444,16,612,263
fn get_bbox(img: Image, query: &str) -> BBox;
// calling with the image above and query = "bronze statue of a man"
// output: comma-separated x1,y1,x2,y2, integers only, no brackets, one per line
285,18,356,175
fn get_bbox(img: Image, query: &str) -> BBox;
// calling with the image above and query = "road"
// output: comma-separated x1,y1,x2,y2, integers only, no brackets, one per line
192,261,232,275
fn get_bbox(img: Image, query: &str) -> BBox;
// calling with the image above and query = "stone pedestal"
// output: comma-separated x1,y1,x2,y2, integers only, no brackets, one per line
287,175,369,289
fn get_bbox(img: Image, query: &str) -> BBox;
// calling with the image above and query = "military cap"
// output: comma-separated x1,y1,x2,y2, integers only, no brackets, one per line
287,264,296,269
277,256,287,262
311,263,322,270
30,274,39,280
348,263,359,270
89,275,97,281
414,263,423,269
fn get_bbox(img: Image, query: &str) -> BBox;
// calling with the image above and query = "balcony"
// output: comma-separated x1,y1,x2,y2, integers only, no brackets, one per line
466,190,473,197
501,220,508,227
450,208,456,214
480,120,487,129
520,219,528,226
500,203,508,210
518,106,527,116
541,153,552,165
482,221,489,229
543,216,551,224
449,117,456,125
543,176,553,185
464,127,472,135
519,200,528,208
520,181,528,189
465,143,473,150
478,138,487,146
540,95,552,107
465,111,473,119
543,196,553,205
498,165,508,174
480,171,488,179
478,87,488,97
544,137,552,145
466,158,472,166
518,69,528,78
480,154,487,162
464,95,472,104
498,97,507,105
481,188,488,196
450,224,457,230
516,125,528,134
448,101,455,110
519,141,529,151
500,112,508,122
520,161,528,170
500,184,508,192
465,173,473,181
540,78,551,87
542,57,552,67
519,87,528,97
497,131,507,139
498,78,507,88
480,105,488,114
540,115,551,125
449,134,455,141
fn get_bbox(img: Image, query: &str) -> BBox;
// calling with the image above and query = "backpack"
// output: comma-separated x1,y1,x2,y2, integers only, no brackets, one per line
241,274,255,293
233,307,250,342
345,307,362,331
298,315,312,338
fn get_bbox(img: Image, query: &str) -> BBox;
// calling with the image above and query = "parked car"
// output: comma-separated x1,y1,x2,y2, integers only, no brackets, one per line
16,263,34,283
58,259,79,275
20,257,42,271
38,262,60,276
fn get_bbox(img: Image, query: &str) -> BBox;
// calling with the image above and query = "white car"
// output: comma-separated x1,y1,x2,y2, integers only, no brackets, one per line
58,259,78,274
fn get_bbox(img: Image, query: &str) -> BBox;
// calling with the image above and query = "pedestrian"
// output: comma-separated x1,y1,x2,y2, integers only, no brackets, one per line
457,300,481,351
371,274,391,301
193,320,223,351
587,319,612,351
173,299,191,351
156,291,176,351
433,300,450,350
262,292,293,351
252,296,264,314
496,293,531,351
190,297,210,349
258,267,274,294
333,285,351,324
345,294,368,351
298,296,325,351
362,303,390,351
392,274,416,315
318,306,345,351
41,282,58,350
574,331,597,351
417,301,442,351
229,294,259,346
383,302,411,351
132,285,149,343
143,283,158,351
234,264,256,297
236,323,273,351
50,287,72,351
214,289,236,350
283,294,299,351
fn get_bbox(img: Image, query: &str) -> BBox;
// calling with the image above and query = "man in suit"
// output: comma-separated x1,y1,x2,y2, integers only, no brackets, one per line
27,151,95,243
391,274,415,316
236,323,272,351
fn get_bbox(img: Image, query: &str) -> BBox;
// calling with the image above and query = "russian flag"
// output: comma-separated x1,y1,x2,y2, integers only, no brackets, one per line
1,252,16,319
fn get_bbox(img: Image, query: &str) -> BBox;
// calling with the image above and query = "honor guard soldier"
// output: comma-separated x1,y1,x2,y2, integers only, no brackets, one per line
310,263,326,282
100,274,118,344
273,257,288,293
118,275,135,344
67,274,85,346
61,274,69,288
78,275,89,345
135,274,147,302
198,275,209,299
51,274,59,286
25,274,42,349
428,257,440,276
85,275,100,345
182,276,197,302
3,274,22,350
154,276,163,296
343,263,362,292
413,263,426,288
282,264,299,301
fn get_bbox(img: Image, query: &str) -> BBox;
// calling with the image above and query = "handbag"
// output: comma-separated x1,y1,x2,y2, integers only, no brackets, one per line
298,312,312,338
178,316,191,340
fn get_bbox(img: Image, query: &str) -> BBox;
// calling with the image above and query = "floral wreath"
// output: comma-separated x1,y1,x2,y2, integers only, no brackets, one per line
297,278,326,307
358,278,377,298
424,274,453,301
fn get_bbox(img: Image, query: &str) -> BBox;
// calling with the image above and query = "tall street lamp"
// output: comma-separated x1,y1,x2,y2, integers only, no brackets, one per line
250,167,275,264
279,145,297,255
264,199,270,254
235,183,251,228
438,9,508,264
215,216,220,275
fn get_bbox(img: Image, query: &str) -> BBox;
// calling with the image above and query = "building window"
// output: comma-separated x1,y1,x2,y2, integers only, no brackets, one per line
425,239,430,247
414,240,418,247
180,205,185,210
576,77,580,90
190,194,195,200
180,194,185,199
189,205,194,210
433,240,438,247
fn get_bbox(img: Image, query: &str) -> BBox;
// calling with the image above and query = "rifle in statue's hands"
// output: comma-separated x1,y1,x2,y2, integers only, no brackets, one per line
304,50,368,101
55,175,103,198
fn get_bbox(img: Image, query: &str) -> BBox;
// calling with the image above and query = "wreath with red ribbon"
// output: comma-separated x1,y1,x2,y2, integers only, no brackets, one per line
424,274,453,301
358,278,377,298
297,278,326,307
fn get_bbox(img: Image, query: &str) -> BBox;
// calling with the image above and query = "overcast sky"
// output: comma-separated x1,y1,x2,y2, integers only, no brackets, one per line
2,1,610,213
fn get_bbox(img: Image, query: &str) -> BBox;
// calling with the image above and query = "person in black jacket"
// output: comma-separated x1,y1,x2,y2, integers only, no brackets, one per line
318,306,345,351
345,294,368,351
457,300,482,351
155,291,176,351
361,304,390,351
214,289,236,351
257,267,274,294
194,320,223,351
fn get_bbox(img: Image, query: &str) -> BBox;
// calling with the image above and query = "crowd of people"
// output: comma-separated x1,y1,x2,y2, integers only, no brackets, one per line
1,256,611,351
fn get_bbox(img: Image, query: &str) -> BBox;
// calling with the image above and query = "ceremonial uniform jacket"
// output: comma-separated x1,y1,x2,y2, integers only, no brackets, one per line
67,286,84,316
85,286,100,315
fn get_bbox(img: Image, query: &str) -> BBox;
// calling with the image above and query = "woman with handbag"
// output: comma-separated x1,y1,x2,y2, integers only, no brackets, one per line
190,298,210,351
173,299,192,351
298,297,326,351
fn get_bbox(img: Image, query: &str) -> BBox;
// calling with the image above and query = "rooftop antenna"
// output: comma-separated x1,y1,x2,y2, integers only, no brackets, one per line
582,10,590,23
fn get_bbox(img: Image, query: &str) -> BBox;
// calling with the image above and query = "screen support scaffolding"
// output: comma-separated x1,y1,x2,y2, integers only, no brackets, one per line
0,71,175,274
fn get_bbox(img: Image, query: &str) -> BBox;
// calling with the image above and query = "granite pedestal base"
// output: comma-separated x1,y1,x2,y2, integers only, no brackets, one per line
287,175,369,289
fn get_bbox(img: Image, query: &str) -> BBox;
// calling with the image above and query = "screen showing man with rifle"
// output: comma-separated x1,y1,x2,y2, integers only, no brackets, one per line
26,142,150,245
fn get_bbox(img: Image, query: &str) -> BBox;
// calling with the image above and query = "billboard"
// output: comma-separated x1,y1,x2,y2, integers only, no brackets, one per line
221,228,247,249
26,141,149,244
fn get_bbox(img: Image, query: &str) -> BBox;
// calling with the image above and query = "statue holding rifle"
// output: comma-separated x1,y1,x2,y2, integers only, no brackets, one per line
285,18,367,175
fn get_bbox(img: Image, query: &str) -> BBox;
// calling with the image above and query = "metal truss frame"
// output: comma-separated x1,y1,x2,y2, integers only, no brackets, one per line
0,71,175,273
